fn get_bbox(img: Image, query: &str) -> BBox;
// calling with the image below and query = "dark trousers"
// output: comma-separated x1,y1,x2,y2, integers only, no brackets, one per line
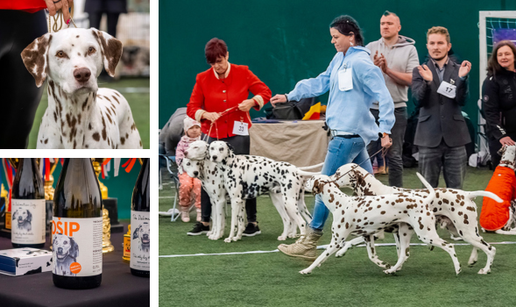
200,135,257,223
88,12,121,37
0,10,47,148
367,107,407,187
418,140,467,189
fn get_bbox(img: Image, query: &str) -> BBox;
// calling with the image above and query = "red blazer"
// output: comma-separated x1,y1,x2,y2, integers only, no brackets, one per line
187,64,271,139
480,166,516,231
0,0,46,12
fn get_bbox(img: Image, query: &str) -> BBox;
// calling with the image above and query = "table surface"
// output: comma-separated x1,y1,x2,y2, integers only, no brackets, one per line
250,119,328,168
0,223,150,307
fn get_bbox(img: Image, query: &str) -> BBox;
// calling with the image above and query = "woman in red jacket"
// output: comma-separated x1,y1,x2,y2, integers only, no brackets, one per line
0,0,72,148
186,37,271,236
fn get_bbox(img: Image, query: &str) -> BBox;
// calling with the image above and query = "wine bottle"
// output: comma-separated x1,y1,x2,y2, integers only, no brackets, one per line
11,158,46,248
52,158,103,289
130,158,150,277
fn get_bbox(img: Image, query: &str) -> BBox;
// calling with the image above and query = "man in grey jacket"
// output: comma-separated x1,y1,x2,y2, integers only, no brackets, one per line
412,26,472,188
366,11,419,187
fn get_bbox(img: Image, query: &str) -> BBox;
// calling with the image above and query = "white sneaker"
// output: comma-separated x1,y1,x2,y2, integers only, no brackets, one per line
181,210,190,222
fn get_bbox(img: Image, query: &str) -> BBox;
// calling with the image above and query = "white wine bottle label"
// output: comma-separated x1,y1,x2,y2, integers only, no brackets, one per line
52,217,103,277
11,199,46,244
130,211,150,271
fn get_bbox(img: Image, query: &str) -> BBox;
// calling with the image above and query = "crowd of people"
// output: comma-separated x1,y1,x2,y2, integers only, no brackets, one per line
165,11,516,258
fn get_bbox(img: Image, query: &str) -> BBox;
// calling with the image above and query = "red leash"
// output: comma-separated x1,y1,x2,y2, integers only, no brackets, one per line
204,106,242,141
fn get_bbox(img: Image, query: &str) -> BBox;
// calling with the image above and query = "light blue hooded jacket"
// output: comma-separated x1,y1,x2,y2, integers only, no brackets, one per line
287,46,395,145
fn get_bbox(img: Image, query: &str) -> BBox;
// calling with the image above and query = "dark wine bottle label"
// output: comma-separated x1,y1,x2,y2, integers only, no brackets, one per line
52,217,103,277
11,199,46,244
130,211,150,271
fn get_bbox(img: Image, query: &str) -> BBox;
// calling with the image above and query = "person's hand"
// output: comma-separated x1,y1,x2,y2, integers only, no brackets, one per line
381,135,392,149
270,94,287,107
202,112,220,123
238,99,256,112
499,136,516,146
417,64,433,82
458,60,472,78
44,0,73,23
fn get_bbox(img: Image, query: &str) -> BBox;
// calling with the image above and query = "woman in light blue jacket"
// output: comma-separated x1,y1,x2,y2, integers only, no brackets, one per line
271,15,395,259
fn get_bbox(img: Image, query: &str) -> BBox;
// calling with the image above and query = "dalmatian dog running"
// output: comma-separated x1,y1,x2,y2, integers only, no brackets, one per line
332,163,503,274
480,145,516,235
21,27,142,149
184,140,314,241
300,173,463,275
53,233,79,276
207,140,316,243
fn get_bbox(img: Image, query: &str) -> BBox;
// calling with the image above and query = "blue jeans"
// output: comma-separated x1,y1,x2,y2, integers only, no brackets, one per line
310,136,373,231
418,140,467,189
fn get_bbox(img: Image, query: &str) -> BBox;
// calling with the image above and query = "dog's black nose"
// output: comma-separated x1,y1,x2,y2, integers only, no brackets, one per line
212,155,217,161
193,171,199,177
58,247,63,253
74,67,91,83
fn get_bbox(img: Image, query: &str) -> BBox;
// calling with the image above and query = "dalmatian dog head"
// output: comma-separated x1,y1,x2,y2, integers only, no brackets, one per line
133,222,150,252
209,141,234,163
21,27,122,95
305,175,333,195
331,163,360,189
53,233,79,263
182,157,203,179
185,140,209,160
498,145,516,170
12,207,32,232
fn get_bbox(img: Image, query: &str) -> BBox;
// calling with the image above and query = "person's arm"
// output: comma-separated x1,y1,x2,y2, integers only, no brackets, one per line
482,76,505,141
383,65,413,86
412,65,432,107
454,61,471,107
44,0,73,23
175,140,185,167
238,68,272,112
359,61,395,147
186,75,220,123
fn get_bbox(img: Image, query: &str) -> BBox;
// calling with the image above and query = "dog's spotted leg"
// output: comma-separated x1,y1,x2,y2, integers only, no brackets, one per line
384,224,413,274
300,228,349,275
335,236,364,257
364,235,391,270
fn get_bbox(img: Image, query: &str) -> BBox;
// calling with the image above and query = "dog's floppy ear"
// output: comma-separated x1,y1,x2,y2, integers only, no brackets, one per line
69,237,79,260
497,145,507,156
312,179,322,195
21,33,52,87
225,142,235,153
133,225,141,239
12,210,17,220
26,210,32,223
91,28,123,77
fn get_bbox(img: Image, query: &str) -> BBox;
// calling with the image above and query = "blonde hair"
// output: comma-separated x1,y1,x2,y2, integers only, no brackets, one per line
427,26,450,44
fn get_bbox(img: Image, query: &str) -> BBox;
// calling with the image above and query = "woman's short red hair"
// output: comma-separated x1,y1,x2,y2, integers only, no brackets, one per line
205,38,228,64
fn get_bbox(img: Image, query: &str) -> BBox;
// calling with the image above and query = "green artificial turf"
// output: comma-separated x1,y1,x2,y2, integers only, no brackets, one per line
159,166,516,307
27,77,150,149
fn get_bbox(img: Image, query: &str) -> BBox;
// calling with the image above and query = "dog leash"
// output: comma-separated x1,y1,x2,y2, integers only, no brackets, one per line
48,2,76,33
329,147,387,185
203,106,242,142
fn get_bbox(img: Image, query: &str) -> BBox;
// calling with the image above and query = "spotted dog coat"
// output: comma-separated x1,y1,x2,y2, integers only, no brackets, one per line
208,141,312,243
21,28,142,149
300,173,462,275
333,163,503,274
183,155,312,241
480,145,516,234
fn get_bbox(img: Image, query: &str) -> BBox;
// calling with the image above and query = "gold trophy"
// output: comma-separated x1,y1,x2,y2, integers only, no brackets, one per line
91,158,114,253
43,159,59,200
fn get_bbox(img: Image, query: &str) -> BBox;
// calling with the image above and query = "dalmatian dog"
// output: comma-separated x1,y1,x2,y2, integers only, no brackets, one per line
12,207,32,232
300,172,463,275
208,140,316,243
480,145,516,235
332,163,503,275
53,233,79,276
21,27,142,149
133,222,150,253
184,141,313,241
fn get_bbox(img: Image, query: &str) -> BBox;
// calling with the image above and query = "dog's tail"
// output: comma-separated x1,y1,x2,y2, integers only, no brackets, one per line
416,172,436,204
298,162,324,171
297,169,321,177
465,191,503,203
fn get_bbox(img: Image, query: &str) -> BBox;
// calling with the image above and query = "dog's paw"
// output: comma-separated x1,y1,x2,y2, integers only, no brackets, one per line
277,235,287,241
477,268,491,275
383,268,397,275
467,260,477,267
299,269,312,275
224,237,232,243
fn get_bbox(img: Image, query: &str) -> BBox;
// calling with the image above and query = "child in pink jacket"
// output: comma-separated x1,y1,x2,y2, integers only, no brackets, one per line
176,117,202,222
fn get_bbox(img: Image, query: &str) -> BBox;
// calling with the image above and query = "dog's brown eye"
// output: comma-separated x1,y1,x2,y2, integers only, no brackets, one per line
56,51,66,58
87,47,96,55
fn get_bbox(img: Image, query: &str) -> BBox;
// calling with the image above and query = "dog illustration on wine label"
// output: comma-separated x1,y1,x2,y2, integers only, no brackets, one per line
132,222,150,253
53,233,79,276
12,207,33,232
